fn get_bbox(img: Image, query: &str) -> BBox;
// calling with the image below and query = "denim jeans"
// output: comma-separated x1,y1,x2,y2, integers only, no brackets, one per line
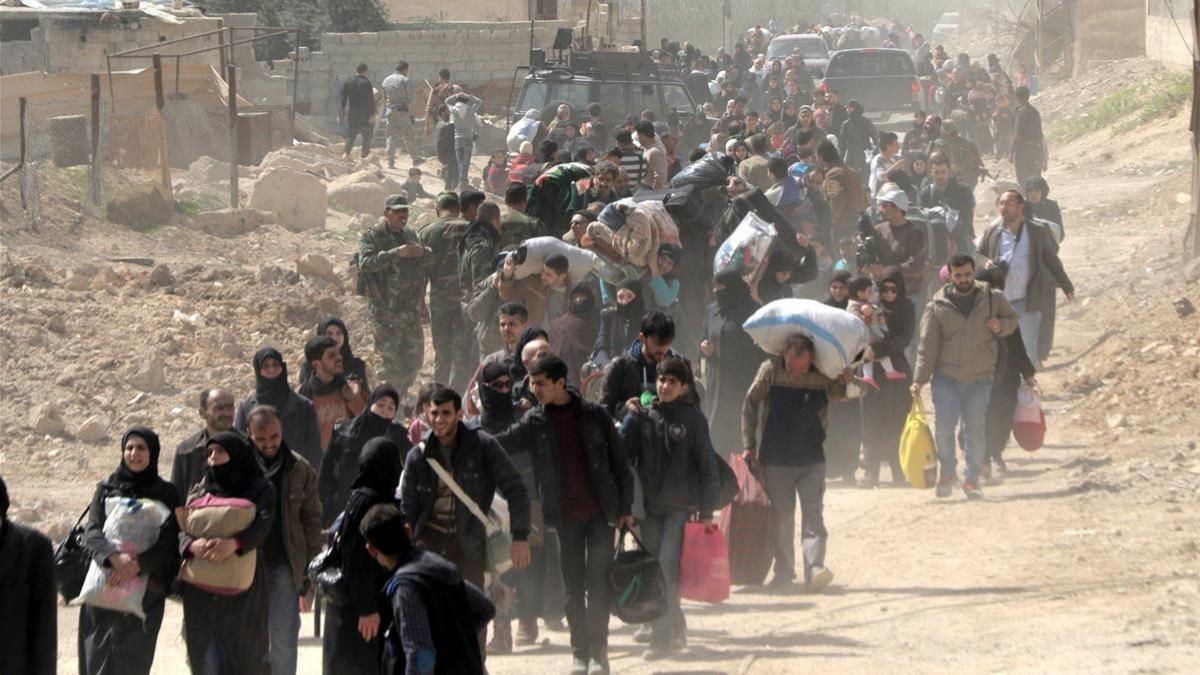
558,516,615,663
454,139,473,188
265,561,300,675
930,372,993,484
1010,298,1042,368
639,510,689,641
762,462,827,585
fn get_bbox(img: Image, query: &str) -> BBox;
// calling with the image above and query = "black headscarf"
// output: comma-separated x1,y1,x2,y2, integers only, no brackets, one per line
825,270,852,309
252,347,291,409
713,270,756,319
878,266,908,310
111,426,162,492
350,384,401,439
351,437,402,496
202,431,264,497
300,317,369,385
568,282,597,317
478,362,516,434
615,279,645,324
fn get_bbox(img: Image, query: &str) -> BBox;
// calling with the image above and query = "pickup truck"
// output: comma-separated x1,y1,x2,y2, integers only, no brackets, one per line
819,48,921,123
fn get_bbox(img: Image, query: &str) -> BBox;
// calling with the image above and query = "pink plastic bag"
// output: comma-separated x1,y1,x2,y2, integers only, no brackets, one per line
1013,382,1046,451
678,522,731,603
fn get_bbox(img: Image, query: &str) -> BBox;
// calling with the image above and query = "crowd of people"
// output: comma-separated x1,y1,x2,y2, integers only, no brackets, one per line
0,14,1079,675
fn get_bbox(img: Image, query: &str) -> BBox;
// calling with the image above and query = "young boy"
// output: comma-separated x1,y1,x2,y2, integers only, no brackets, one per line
361,503,495,675
401,167,434,202
847,275,906,388
832,237,856,273
618,357,718,660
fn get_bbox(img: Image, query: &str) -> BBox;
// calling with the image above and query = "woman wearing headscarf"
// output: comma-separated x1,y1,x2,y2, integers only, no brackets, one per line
299,317,370,389
234,347,322,469
700,271,764,457
180,431,274,674
839,100,878,179
1022,176,1064,363
821,270,861,483
319,384,410,526
594,279,645,365
859,268,915,487
757,249,797,303
322,437,402,675
78,428,181,675
549,282,601,387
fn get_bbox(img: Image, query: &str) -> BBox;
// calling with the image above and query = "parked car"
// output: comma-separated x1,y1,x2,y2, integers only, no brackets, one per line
931,12,960,42
764,33,831,77
818,48,921,123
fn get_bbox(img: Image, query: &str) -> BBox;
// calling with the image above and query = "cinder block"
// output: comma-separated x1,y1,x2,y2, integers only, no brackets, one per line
360,33,379,44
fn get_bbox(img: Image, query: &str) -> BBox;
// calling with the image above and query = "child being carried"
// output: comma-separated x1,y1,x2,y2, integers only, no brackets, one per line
847,275,907,389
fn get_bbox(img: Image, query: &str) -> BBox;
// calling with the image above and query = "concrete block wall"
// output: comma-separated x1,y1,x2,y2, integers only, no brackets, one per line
0,13,224,77
1145,13,1193,70
273,22,567,132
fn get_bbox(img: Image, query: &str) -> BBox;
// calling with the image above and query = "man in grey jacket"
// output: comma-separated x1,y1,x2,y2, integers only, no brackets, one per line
447,92,483,191
912,254,1018,500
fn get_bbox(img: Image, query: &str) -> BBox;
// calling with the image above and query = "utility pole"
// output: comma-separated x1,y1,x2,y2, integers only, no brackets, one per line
1190,0,1200,259
640,0,646,50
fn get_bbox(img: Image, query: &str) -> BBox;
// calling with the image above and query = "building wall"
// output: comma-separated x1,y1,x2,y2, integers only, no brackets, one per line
1146,1,1194,69
0,11,224,78
1073,0,1145,74
277,22,568,132
384,0,532,23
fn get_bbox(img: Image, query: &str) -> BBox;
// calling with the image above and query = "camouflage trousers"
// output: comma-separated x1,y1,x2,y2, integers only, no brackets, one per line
386,109,418,164
368,304,425,395
428,293,473,391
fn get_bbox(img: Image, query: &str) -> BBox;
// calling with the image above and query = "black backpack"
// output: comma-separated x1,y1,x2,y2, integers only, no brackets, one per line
608,527,667,624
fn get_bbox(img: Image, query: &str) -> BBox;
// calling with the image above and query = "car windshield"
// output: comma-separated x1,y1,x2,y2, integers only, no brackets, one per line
767,37,828,60
825,51,915,77
662,83,697,115
516,81,548,113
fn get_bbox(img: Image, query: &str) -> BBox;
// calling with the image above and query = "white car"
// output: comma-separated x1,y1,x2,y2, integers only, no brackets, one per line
764,34,831,77
931,12,960,42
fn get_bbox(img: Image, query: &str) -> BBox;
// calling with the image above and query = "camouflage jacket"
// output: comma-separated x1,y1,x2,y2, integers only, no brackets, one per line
458,220,501,299
932,135,985,185
499,210,548,252
356,219,428,307
417,216,471,294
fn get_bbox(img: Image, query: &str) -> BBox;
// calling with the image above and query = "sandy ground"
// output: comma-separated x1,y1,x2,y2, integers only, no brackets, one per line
13,58,1198,674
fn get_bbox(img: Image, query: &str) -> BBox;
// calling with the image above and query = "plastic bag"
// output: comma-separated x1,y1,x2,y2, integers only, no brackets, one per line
79,559,150,618
506,111,541,153
670,153,735,190
509,237,602,285
898,396,938,488
76,497,170,618
742,298,870,379
713,211,776,282
678,522,730,603
1013,382,1046,451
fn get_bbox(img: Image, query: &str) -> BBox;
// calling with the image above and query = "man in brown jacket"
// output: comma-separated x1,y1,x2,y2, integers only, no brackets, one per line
247,405,324,675
818,139,868,242
912,254,1018,501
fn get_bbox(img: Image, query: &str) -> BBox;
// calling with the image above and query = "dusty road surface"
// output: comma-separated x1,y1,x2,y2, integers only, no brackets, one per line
7,52,1196,673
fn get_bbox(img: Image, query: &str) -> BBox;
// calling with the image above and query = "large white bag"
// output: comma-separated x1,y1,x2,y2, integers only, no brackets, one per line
76,497,171,619
713,211,776,282
506,111,541,153
509,237,601,285
742,298,870,378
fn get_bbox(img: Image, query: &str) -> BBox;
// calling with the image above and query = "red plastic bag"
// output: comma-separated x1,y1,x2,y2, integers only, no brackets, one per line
719,454,773,586
1012,382,1046,451
678,522,730,603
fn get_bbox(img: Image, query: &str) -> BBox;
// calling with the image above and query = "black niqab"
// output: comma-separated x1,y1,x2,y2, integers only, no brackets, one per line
878,266,908,309
351,437,402,496
253,347,291,409
111,426,162,492
478,363,516,433
713,270,756,319
202,431,264,497
615,279,645,324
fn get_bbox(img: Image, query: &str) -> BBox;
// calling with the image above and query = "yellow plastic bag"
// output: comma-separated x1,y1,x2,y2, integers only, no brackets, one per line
898,396,938,489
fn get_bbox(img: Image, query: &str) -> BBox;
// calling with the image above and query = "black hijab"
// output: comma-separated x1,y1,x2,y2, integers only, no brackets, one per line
300,317,369,385
878,266,908,310
825,270,852,310
478,362,516,434
202,431,264,497
615,279,645,324
253,347,291,409
350,384,401,440
713,270,757,320
351,437,402,496
111,426,162,492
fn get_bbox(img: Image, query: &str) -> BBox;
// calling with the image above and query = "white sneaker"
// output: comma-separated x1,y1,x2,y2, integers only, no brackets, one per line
808,567,834,593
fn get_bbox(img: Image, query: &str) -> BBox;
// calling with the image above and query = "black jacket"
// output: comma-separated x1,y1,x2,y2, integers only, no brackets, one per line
601,340,694,418
496,392,634,526
400,424,531,564
340,74,375,123
0,520,56,675
320,416,411,527
620,401,719,515
234,391,322,469
918,178,977,242
171,427,212,503
381,549,493,675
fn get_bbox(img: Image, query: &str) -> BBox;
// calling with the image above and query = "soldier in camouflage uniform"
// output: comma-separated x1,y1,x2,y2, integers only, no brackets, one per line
932,117,986,186
458,201,504,365
417,192,472,389
356,194,429,393
499,183,548,251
